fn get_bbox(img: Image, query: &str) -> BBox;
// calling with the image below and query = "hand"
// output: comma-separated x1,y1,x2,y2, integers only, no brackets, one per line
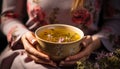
21,31,56,67
59,35,101,66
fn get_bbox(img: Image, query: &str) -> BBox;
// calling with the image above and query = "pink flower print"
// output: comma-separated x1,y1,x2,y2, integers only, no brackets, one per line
72,8,93,26
3,11,19,18
32,6,46,21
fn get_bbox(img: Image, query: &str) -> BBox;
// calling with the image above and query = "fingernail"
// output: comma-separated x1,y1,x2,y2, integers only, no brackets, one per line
50,62,57,67
59,61,64,66
46,57,50,60
82,42,86,46
43,57,50,62
65,58,70,61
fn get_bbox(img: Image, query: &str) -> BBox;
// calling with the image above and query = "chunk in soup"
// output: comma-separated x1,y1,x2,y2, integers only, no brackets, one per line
38,28,80,43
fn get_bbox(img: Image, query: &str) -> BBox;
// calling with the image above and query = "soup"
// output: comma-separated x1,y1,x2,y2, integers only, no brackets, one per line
38,28,81,43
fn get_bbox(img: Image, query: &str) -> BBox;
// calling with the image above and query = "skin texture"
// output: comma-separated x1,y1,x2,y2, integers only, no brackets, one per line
59,35,101,66
21,31,101,67
21,31,56,67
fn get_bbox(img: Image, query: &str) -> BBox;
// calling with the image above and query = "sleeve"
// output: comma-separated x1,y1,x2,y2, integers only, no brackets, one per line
26,0,48,31
0,0,29,50
94,0,120,51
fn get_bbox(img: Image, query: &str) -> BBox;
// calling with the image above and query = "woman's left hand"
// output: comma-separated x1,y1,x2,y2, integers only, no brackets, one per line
59,35,101,66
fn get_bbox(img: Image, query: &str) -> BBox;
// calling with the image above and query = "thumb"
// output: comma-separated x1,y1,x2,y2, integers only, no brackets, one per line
65,47,90,61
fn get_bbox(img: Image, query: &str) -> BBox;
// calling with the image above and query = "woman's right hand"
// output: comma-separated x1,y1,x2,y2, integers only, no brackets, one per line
21,31,56,67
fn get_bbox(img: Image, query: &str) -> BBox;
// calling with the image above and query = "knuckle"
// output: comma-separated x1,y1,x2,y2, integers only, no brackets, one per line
21,34,25,40
87,35,91,38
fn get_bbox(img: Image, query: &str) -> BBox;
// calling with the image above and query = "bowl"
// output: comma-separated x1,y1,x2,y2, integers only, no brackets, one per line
35,24,84,61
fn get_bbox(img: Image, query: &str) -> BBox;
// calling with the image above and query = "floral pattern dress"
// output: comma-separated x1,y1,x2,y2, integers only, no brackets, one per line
0,0,120,69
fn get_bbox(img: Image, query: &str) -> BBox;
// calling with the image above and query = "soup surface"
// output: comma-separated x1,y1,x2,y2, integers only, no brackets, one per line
38,27,81,43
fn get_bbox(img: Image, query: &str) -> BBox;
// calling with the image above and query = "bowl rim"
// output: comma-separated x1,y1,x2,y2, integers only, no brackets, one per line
35,24,84,44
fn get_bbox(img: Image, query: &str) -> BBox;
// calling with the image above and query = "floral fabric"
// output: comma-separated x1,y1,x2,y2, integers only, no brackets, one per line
1,0,120,51
0,0,120,69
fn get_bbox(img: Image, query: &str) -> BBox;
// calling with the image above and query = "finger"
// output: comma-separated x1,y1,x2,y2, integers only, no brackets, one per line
59,60,77,66
65,52,89,62
65,46,91,61
64,36,101,62
28,54,57,67
25,31,43,51
73,40,99,61
81,35,93,47
25,32,38,46
21,34,50,61
59,56,87,66
28,22,41,31
26,17,38,27
88,37,101,51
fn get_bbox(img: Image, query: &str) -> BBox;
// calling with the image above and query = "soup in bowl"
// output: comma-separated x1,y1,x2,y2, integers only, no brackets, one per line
35,24,84,61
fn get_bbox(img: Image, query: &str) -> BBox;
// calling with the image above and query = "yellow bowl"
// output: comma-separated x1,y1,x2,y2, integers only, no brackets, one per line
35,24,84,61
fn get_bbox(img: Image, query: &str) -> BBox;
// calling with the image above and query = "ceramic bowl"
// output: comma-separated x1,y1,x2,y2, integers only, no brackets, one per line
35,24,84,61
